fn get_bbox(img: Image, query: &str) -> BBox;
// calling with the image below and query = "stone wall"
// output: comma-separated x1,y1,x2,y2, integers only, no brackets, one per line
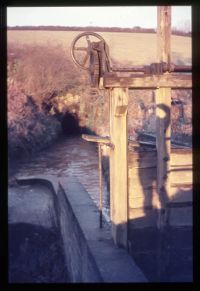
57,185,103,282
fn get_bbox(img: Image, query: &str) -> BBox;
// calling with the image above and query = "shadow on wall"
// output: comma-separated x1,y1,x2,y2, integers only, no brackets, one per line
128,190,193,282
135,103,171,224
128,103,193,282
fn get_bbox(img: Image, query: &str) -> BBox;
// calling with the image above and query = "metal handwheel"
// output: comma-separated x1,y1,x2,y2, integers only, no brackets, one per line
71,32,105,70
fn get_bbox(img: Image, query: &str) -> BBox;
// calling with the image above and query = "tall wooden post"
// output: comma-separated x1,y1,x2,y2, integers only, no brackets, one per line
157,6,171,65
109,87,128,248
156,6,171,281
156,6,171,226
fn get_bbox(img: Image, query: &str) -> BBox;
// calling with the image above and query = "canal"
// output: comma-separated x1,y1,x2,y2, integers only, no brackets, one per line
8,134,110,283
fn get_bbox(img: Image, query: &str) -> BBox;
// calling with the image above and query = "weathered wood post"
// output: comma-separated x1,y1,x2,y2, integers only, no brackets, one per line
156,6,172,280
156,6,171,226
109,88,128,248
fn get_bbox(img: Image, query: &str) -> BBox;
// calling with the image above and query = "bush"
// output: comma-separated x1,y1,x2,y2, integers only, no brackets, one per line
7,76,62,160
7,43,83,110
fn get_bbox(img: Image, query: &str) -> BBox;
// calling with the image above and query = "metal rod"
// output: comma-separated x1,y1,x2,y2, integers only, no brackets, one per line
111,64,191,73
98,143,103,228
112,66,145,72
173,65,192,72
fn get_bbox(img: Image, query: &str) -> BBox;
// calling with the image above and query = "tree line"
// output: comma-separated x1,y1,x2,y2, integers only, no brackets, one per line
7,26,191,37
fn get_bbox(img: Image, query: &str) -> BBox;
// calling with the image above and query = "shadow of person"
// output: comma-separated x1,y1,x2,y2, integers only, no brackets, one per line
155,103,171,226
136,103,171,222
130,103,171,281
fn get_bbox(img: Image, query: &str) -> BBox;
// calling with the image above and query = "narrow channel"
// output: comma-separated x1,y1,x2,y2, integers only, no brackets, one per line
11,135,110,221
8,134,110,282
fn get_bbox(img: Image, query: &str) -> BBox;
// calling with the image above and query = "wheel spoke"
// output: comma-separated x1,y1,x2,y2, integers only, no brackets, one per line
86,35,91,45
82,52,90,66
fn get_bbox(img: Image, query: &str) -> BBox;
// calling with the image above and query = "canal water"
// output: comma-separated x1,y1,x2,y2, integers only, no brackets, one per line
8,135,110,282
11,135,110,221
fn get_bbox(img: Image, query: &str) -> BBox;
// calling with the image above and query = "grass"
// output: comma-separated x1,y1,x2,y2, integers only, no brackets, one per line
7,30,191,66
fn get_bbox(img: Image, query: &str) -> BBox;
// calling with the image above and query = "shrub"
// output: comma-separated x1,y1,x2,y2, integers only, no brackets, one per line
7,43,83,110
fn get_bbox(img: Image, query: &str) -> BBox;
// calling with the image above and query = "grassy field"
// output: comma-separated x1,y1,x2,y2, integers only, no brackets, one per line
7,30,191,67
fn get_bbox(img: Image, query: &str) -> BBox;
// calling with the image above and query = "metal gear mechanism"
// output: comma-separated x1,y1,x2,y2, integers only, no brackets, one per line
71,32,107,87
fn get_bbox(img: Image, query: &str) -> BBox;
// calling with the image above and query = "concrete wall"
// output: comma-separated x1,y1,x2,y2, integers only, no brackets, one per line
57,184,103,282
57,176,147,283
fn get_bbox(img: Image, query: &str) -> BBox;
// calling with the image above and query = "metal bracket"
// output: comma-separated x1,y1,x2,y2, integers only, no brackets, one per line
82,134,115,149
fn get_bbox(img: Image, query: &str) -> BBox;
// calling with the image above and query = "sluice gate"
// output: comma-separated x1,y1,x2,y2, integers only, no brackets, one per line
71,6,192,281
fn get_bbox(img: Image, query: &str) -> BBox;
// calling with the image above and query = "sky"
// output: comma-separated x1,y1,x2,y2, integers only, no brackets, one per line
7,6,191,31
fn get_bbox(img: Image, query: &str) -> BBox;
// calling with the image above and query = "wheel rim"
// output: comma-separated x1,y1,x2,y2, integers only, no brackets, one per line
70,32,105,70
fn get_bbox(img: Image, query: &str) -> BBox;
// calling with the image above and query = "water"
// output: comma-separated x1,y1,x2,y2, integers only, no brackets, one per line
8,135,110,282
11,135,110,222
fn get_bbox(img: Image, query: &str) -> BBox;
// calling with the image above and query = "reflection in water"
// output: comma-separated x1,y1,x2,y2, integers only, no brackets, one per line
13,136,110,222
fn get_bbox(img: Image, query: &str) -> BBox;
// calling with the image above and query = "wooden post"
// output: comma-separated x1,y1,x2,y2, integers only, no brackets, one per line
156,6,171,225
156,6,171,281
109,87,128,248
98,143,103,228
157,6,171,65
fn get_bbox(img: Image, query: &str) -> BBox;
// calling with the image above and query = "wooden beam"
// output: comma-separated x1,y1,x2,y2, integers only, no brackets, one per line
109,87,128,248
103,73,192,88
